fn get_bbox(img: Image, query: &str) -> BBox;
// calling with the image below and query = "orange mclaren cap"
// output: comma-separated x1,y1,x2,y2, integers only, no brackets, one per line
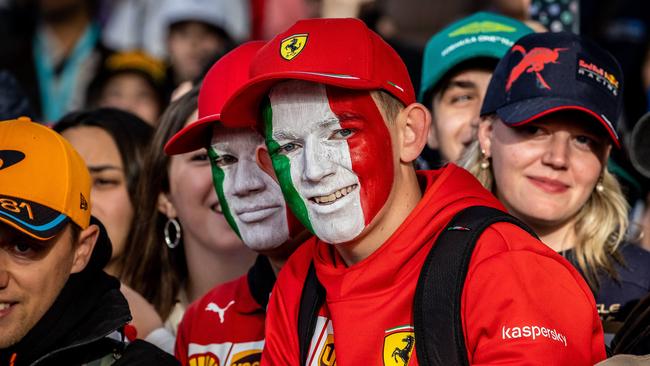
0,117,91,240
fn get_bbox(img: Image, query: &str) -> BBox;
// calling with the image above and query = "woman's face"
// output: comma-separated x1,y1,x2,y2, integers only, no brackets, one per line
99,73,161,125
61,126,134,272
478,112,611,229
166,113,243,253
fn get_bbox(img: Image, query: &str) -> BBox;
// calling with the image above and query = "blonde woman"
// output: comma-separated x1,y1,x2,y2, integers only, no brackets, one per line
459,31,650,329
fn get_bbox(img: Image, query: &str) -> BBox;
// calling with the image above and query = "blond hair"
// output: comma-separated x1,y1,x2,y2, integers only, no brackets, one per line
458,120,629,290
371,90,404,126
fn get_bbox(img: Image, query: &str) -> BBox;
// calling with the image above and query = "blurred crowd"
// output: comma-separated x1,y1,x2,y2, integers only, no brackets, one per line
1,0,650,365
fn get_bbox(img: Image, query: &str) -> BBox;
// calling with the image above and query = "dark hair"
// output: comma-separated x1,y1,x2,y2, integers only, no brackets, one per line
54,108,153,203
122,86,200,319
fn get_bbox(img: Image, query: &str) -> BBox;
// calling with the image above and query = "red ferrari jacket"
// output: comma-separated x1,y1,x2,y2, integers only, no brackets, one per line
262,164,605,366
175,256,275,366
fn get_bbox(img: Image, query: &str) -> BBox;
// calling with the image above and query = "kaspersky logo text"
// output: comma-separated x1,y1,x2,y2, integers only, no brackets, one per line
502,324,567,346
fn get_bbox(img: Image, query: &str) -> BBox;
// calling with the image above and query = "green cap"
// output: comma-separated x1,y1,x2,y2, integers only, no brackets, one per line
419,12,533,103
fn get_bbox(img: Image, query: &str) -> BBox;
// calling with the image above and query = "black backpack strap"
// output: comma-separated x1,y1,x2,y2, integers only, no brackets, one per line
414,206,537,366
298,261,326,366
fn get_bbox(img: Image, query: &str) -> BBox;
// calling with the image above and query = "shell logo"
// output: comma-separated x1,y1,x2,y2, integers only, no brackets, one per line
189,352,220,366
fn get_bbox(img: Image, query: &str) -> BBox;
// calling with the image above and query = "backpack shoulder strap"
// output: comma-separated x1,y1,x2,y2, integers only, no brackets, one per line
414,205,537,366
298,260,326,366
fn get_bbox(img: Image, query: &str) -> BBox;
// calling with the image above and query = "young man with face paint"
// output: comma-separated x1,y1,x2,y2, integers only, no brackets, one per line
220,19,606,365
165,42,307,366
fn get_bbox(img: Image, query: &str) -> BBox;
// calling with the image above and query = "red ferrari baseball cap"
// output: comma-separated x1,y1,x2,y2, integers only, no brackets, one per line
164,41,266,155
220,18,415,128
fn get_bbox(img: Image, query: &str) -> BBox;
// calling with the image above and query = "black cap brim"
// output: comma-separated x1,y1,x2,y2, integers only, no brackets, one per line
495,96,620,147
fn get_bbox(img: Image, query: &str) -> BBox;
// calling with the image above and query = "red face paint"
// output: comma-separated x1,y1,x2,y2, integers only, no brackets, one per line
325,87,395,226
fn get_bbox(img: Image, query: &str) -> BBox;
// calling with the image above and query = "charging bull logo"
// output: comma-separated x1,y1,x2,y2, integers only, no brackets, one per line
506,46,567,91
383,326,415,366
0,150,25,171
280,34,308,60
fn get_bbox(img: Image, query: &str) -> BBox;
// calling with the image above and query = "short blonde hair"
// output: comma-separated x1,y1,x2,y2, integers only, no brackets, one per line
458,118,629,290
371,90,404,126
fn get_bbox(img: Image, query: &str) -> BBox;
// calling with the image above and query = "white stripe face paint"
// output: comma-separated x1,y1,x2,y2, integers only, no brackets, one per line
268,81,365,243
210,127,289,251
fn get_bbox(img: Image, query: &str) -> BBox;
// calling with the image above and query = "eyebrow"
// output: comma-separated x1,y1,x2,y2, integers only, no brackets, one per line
272,117,341,140
446,80,478,90
88,165,122,173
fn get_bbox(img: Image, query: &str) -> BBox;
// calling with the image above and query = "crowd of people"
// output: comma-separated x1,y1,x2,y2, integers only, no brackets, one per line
1,0,650,365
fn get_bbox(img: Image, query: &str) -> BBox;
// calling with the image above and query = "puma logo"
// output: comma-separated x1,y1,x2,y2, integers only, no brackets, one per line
205,300,235,323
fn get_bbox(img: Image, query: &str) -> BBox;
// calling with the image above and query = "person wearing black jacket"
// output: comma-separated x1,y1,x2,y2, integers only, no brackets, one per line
0,117,178,366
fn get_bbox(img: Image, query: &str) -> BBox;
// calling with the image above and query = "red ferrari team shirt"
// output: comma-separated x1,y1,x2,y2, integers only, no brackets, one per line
262,165,606,366
176,256,275,366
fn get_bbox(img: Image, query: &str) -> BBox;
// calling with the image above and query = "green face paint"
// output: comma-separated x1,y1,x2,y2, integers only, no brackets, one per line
262,98,314,234
207,146,241,238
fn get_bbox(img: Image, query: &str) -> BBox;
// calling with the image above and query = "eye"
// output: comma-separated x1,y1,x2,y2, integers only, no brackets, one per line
93,178,119,188
276,142,302,155
190,152,209,162
450,94,472,104
14,242,30,253
213,154,238,167
330,128,355,140
575,135,593,145
518,125,545,136
11,242,41,258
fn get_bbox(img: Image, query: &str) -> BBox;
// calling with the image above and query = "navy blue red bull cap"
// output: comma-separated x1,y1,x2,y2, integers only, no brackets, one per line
481,31,623,147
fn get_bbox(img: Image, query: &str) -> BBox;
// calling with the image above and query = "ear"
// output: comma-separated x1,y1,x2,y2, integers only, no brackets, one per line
397,102,431,164
477,117,494,158
256,145,278,182
157,193,177,218
71,224,99,274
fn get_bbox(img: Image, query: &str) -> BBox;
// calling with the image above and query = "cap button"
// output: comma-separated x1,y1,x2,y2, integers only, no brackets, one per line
16,116,32,123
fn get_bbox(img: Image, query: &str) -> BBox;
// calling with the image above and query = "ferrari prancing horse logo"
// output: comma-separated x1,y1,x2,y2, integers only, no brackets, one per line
280,34,308,60
383,326,415,366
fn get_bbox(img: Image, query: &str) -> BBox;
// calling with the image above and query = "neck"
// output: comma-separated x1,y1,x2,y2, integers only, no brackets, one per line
103,259,122,278
183,239,256,302
337,167,422,265
266,255,286,277
44,10,90,56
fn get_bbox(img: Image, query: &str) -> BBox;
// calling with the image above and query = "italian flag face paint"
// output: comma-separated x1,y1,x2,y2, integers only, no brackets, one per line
209,126,289,251
265,81,394,244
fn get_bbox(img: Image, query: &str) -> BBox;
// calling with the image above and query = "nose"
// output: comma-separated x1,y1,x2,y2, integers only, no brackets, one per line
233,158,266,196
541,133,570,170
302,137,336,182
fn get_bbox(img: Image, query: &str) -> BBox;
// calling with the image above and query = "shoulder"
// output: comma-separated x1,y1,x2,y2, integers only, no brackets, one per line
468,222,596,305
115,339,180,365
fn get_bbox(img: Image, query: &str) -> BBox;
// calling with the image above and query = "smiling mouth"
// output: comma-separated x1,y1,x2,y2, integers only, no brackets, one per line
310,184,358,205
0,302,16,317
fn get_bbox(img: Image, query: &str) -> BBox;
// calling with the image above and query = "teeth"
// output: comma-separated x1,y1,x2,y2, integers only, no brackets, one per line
0,303,10,311
313,185,357,204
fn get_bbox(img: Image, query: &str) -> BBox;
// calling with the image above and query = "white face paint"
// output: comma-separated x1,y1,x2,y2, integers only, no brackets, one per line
268,81,365,243
210,127,289,251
